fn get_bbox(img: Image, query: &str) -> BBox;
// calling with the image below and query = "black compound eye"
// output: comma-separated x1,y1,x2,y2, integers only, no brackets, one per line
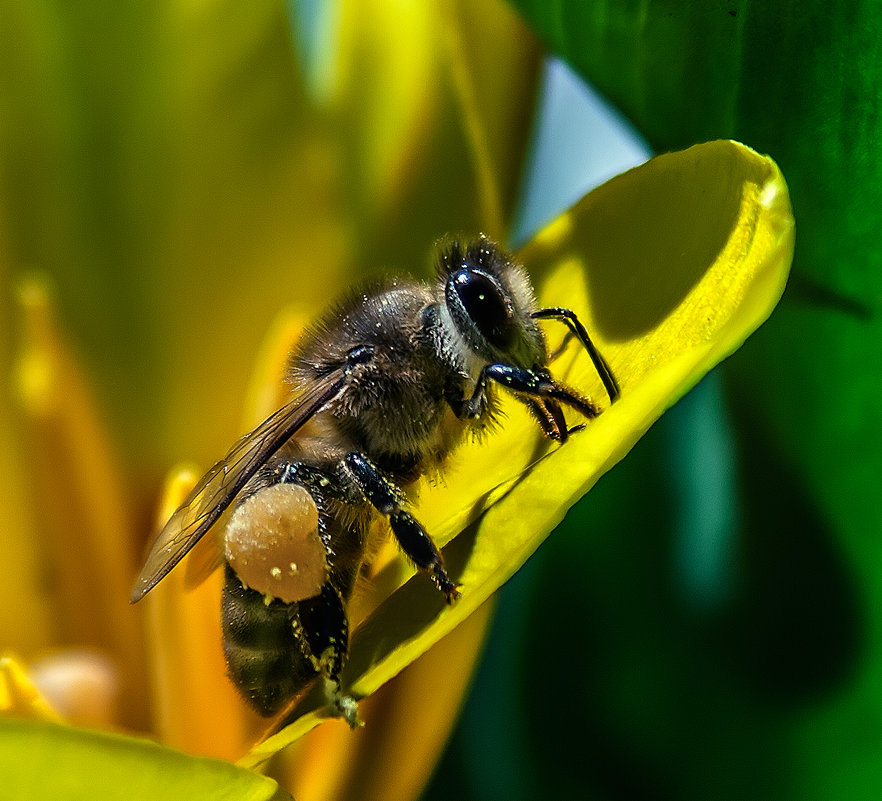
452,269,514,349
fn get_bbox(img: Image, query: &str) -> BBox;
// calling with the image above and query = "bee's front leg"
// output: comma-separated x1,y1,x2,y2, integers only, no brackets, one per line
478,363,600,420
340,452,461,603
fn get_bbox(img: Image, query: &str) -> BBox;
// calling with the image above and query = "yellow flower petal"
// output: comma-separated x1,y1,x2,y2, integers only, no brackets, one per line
12,276,147,728
0,654,62,723
242,140,794,764
438,0,542,235
335,0,540,232
240,308,311,427
0,334,51,655
325,0,542,272
334,0,441,220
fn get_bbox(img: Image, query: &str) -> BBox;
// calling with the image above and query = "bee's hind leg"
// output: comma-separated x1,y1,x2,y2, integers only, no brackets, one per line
294,581,361,727
341,451,461,603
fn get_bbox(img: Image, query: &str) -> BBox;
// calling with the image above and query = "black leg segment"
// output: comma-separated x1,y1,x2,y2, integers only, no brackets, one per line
481,363,600,422
296,581,349,682
532,306,621,403
342,452,460,602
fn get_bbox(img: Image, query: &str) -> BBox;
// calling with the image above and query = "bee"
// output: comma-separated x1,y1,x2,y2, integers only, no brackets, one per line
130,237,619,725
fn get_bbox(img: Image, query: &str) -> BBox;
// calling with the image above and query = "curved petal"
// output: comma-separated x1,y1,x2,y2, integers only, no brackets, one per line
241,140,794,764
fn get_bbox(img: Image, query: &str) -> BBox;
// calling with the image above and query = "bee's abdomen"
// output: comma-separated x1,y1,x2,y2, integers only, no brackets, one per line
221,565,315,716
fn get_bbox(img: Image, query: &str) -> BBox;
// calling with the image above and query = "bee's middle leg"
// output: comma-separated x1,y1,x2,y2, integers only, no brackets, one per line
341,452,461,603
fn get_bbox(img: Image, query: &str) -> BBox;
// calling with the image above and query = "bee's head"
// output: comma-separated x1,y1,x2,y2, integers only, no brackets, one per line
437,236,546,370
438,237,546,367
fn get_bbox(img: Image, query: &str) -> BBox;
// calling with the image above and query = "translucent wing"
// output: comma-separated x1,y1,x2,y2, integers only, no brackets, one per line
130,369,348,603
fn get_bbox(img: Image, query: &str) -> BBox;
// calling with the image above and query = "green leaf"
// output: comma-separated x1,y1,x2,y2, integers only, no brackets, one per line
0,719,290,801
509,0,882,306
241,139,793,767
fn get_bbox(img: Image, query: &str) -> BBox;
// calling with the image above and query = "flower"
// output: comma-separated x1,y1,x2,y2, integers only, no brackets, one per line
0,1,793,797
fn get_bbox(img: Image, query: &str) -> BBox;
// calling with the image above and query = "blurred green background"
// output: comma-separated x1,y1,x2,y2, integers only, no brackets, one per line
3,1,879,799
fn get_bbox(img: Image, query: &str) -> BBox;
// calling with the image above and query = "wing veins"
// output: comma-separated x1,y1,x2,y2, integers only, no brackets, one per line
130,372,347,603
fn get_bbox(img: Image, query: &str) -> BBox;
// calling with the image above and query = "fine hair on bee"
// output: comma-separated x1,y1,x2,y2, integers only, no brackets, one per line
131,235,620,726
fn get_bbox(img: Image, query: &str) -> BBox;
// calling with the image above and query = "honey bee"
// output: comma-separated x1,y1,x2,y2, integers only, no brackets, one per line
131,237,619,725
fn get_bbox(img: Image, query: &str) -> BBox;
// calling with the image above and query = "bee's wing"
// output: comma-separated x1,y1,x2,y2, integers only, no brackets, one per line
130,369,348,603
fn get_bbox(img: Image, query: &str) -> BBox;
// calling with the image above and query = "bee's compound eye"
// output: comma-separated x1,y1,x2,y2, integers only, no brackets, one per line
224,483,328,603
452,269,514,349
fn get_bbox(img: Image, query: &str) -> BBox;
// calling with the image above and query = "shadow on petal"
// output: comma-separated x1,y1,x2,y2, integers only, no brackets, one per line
525,140,782,340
